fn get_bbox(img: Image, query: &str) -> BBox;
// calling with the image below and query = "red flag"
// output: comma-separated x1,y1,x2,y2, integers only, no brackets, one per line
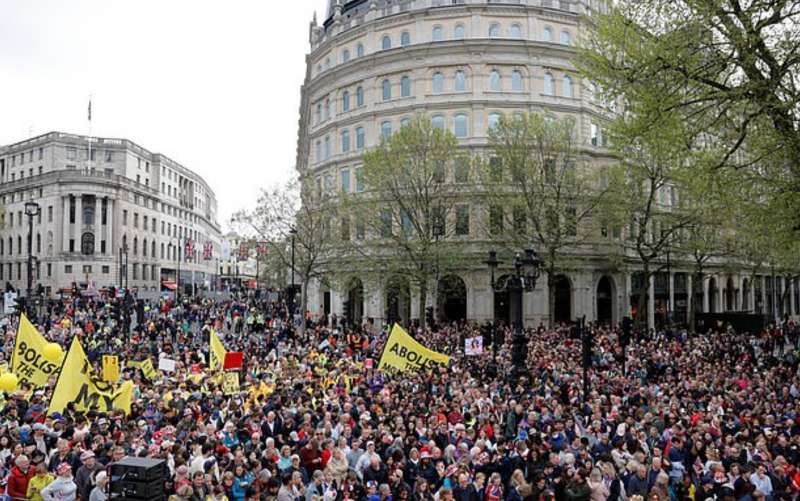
223,352,244,370
203,241,213,260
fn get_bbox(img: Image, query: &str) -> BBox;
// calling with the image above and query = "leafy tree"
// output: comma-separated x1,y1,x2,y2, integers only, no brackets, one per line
232,179,340,333
342,115,466,328
578,0,800,237
485,113,607,327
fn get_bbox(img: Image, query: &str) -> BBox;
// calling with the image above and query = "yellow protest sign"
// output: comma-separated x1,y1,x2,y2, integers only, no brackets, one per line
222,372,239,396
209,330,226,372
129,359,158,380
102,355,120,382
49,338,133,415
378,324,450,373
12,314,63,387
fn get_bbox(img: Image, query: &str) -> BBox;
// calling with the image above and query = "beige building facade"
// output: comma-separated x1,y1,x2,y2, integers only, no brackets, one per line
0,132,222,299
297,0,799,328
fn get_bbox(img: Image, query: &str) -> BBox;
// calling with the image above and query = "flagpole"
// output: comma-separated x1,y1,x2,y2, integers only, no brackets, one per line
87,94,92,172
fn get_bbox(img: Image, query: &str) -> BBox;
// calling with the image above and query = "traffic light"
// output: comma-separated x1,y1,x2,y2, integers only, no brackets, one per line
14,297,26,317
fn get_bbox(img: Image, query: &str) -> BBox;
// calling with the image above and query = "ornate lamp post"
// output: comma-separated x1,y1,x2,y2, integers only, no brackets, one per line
486,248,542,382
24,202,41,317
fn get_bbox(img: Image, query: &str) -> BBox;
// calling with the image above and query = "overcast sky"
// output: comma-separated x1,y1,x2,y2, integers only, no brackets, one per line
0,0,329,227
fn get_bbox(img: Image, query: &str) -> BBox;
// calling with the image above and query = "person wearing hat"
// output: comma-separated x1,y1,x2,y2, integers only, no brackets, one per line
75,450,102,501
40,463,77,501
8,454,36,501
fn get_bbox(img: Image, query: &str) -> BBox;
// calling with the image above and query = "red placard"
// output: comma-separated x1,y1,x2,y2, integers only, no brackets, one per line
223,352,244,370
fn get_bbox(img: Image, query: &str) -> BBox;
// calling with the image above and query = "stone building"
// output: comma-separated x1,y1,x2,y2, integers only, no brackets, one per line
296,0,799,328
0,131,222,298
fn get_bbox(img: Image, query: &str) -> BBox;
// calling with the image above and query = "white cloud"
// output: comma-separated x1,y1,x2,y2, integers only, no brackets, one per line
0,0,329,227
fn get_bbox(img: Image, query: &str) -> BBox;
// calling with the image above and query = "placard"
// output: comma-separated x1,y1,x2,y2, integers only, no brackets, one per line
158,357,176,372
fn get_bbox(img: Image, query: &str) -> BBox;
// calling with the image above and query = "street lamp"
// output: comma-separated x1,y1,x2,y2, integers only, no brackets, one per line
24,201,41,317
486,248,542,382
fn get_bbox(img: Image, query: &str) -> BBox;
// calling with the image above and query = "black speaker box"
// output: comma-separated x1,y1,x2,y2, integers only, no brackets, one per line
110,457,167,483
110,478,164,499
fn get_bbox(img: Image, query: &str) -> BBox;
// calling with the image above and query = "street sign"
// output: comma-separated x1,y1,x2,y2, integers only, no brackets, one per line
3,292,18,315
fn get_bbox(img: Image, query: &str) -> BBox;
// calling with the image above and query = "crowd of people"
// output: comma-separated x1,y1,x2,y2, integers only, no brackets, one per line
0,291,798,501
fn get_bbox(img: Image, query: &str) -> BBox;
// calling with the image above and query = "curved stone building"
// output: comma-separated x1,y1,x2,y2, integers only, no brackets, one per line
296,0,799,327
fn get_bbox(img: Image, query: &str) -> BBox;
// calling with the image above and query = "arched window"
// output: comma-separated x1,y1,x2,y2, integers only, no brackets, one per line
47,231,53,256
454,114,468,138
432,25,443,41
142,238,148,257
356,43,364,57
562,75,573,97
560,30,572,45
401,117,411,128
356,127,365,149
544,72,554,95
36,233,41,254
489,70,501,91
401,76,411,97
382,79,391,101
161,243,165,259
151,240,155,258
81,232,95,255
401,31,411,46
543,27,552,41
342,91,350,112
342,49,350,62
324,135,331,159
454,24,465,39
356,86,364,107
381,121,392,140
432,115,445,130
342,129,351,152
324,98,330,119
432,72,444,94
381,35,391,50
316,103,322,123
489,23,500,37
454,70,466,91
133,237,138,255
488,112,502,131
511,70,523,91
509,24,522,38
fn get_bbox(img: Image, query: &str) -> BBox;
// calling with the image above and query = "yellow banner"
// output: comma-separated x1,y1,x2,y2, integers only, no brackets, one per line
378,324,450,373
12,314,62,387
209,330,226,372
222,372,239,396
49,338,133,415
129,359,158,380
102,355,120,382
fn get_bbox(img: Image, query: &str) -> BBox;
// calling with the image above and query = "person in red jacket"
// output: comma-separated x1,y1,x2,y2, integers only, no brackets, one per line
7,455,35,500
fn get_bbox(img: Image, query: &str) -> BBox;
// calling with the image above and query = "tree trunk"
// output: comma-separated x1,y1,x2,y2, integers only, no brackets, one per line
298,278,309,336
635,262,649,329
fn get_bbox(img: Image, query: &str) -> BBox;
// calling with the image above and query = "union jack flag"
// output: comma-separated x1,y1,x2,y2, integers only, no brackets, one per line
257,241,269,256
185,239,194,262
203,241,213,260
238,242,249,260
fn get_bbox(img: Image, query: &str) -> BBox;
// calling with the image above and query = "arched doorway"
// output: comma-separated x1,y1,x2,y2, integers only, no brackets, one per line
596,276,615,326
318,278,332,322
385,276,411,327
346,278,364,327
725,276,735,311
708,276,717,313
554,275,572,324
438,275,467,324
493,274,512,326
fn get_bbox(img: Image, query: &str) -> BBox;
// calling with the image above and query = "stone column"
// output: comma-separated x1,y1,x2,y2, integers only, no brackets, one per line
94,197,101,254
624,272,632,318
686,273,693,322
647,274,655,330
107,199,114,254
62,196,70,252
736,275,743,311
668,272,675,322
75,195,83,241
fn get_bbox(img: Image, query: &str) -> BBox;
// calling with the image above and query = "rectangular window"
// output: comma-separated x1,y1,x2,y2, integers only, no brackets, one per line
341,130,350,152
340,169,350,193
133,213,139,228
380,209,393,238
590,123,598,146
47,263,52,277
340,217,350,241
433,160,445,183
489,157,502,182
65,265,73,274
454,157,469,183
356,127,365,150
455,205,470,235
355,215,365,240
566,206,577,236
432,206,445,237
513,206,527,234
66,147,77,160
401,210,413,236
100,240,106,253
355,167,364,192
69,239,75,252
102,265,110,274
489,205,504,235
38,148,43,160
123,210,128,226
82,265,92,274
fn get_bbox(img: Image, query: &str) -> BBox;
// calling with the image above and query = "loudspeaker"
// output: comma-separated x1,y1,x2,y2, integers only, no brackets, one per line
110,457,166,483
110,478,164,499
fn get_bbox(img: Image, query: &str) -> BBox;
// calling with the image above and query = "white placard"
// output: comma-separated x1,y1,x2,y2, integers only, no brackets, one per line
158,357,176,372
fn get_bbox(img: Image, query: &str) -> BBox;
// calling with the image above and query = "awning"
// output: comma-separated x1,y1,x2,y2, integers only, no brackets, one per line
161,280,177,291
